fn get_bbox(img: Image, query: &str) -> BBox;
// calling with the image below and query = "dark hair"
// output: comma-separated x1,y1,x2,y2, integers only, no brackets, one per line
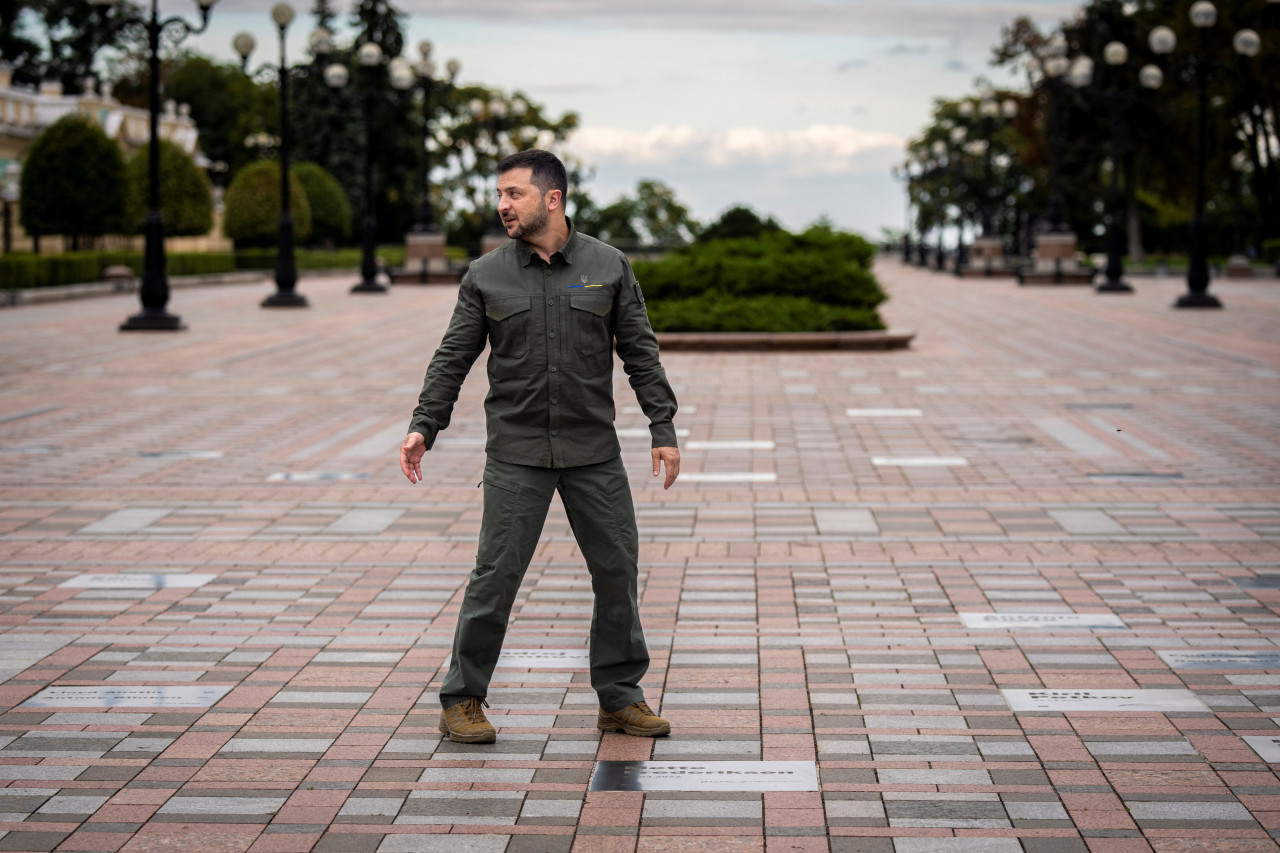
498,149,568,198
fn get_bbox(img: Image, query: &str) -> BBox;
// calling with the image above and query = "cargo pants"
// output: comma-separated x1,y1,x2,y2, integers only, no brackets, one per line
439,454,650,713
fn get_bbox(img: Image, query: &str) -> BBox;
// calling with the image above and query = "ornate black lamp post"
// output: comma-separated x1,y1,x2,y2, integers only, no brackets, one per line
1,162,18,255
408,41,460,235
90,0,218,331
956,95,1018,276
326,45,415,293
1149,4,1262,308
931,138,949,272
234,4,331,308
1096,40,1134,294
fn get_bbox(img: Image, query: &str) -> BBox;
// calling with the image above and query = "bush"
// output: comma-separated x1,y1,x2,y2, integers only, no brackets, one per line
235,245,406,271
697,205,782,243
223,160,311,248
1264,239,1280,265
633,224,886,332
645,292,884,333
125,140,214,237
19,115,129,247
0,251,234,290
292,162,352,246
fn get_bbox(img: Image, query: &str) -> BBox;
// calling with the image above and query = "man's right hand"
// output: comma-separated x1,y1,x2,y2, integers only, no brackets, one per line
400,433,425,484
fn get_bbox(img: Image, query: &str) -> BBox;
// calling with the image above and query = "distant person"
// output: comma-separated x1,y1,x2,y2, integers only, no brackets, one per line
399,149,681,743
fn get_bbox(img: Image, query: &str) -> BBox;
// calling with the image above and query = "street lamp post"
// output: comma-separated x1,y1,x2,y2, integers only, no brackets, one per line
408,42,460,235
1149,3,1262,308
931,138,948,272
90,0,219,331
949,123,969,275
961,95,1018,277
326,44,415,293
234,4,329,308
1096,40,1134,293
1,162,19,254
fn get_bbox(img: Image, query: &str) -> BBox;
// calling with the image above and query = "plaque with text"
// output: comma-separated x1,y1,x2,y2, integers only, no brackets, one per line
59,573,215,589
1233,575,1280,590
21,685,232,708
961,612,1126,629
1243,735,1280,763
1001,688,1209,713
1158,650,1280,670
495,649,591,669
589,760,819,792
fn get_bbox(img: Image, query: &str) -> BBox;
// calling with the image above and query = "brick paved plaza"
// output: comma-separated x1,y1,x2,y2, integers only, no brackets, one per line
0,259,1278,853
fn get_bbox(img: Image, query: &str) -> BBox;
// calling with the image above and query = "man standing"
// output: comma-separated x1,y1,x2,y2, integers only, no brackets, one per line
400,149,680,744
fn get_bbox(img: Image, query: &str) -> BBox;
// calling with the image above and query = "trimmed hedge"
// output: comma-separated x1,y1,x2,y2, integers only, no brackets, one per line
235,245,407,271
0,251,235,290
633,225,886,332
126,140,214,237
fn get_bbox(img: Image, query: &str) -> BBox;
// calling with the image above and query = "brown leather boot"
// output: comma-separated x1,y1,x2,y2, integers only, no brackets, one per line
597,700,670,737
438,697,496,743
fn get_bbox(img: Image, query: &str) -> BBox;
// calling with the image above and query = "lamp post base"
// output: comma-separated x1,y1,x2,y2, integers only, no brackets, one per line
351,280,388,294
120,310,185,331
1174,292,1222,309
1095,279,1133,294
262,291,309,308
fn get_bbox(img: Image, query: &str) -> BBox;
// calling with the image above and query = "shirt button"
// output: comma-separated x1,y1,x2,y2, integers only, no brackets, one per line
551,430,558,436
544,269,551,276
551,397,559,404
550,365,558,373
548,332,555,339
547,299,554,306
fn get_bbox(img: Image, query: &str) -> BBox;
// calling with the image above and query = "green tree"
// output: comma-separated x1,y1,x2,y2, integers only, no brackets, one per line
698,206,782,242
4,0,146,93
223,160,312,248
293,161,352,246
164,53,279,179
125,139,214,236
571,180,698,247
19,114,128,248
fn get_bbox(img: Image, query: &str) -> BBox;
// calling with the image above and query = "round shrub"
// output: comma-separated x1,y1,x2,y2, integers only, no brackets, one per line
292,162,351,246
19,114,129,246
126,140,214,236
222,160,312,248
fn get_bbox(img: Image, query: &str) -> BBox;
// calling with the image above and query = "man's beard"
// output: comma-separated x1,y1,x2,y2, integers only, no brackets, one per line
509,199,549,241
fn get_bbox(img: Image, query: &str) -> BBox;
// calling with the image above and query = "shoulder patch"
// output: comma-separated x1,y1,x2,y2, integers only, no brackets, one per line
634,280,646,305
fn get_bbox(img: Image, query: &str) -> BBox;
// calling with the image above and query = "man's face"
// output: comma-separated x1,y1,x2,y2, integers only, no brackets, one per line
497,167,549,241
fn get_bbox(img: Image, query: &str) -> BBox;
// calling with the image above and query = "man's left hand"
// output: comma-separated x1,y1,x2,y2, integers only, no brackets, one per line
652,446,680,490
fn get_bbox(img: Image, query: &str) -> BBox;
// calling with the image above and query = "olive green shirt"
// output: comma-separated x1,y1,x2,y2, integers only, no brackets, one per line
407,222,679,468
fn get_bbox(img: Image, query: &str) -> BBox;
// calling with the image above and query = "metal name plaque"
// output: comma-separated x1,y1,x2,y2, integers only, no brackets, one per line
21,685,232,708
1002,688,1209,713
59,573,215,589
1158,650,1280,670
495,649,591,669
960,613,1127,629
1233,575,1280,590
1243,735,1280,763
268,472,369,482
589,761,819,792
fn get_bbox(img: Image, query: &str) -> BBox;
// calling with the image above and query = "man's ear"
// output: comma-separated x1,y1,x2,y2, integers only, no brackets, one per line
545,189,564,212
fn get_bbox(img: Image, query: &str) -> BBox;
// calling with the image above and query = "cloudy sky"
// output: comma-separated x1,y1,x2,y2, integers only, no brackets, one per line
184,0,1076,238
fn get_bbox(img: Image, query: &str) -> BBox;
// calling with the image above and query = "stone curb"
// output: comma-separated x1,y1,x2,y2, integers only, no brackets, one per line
654,329,915,351
3,271,268,307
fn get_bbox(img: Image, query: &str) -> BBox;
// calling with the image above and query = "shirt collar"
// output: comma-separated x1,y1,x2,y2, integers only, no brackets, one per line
519,217,578,267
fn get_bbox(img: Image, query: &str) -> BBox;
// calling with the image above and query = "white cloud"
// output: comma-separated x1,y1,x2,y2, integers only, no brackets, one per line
374,0,1076,41
565,124,905,177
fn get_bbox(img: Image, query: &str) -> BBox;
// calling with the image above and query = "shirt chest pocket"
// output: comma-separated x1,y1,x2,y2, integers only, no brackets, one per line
570,294,613,357
485,295,532,359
